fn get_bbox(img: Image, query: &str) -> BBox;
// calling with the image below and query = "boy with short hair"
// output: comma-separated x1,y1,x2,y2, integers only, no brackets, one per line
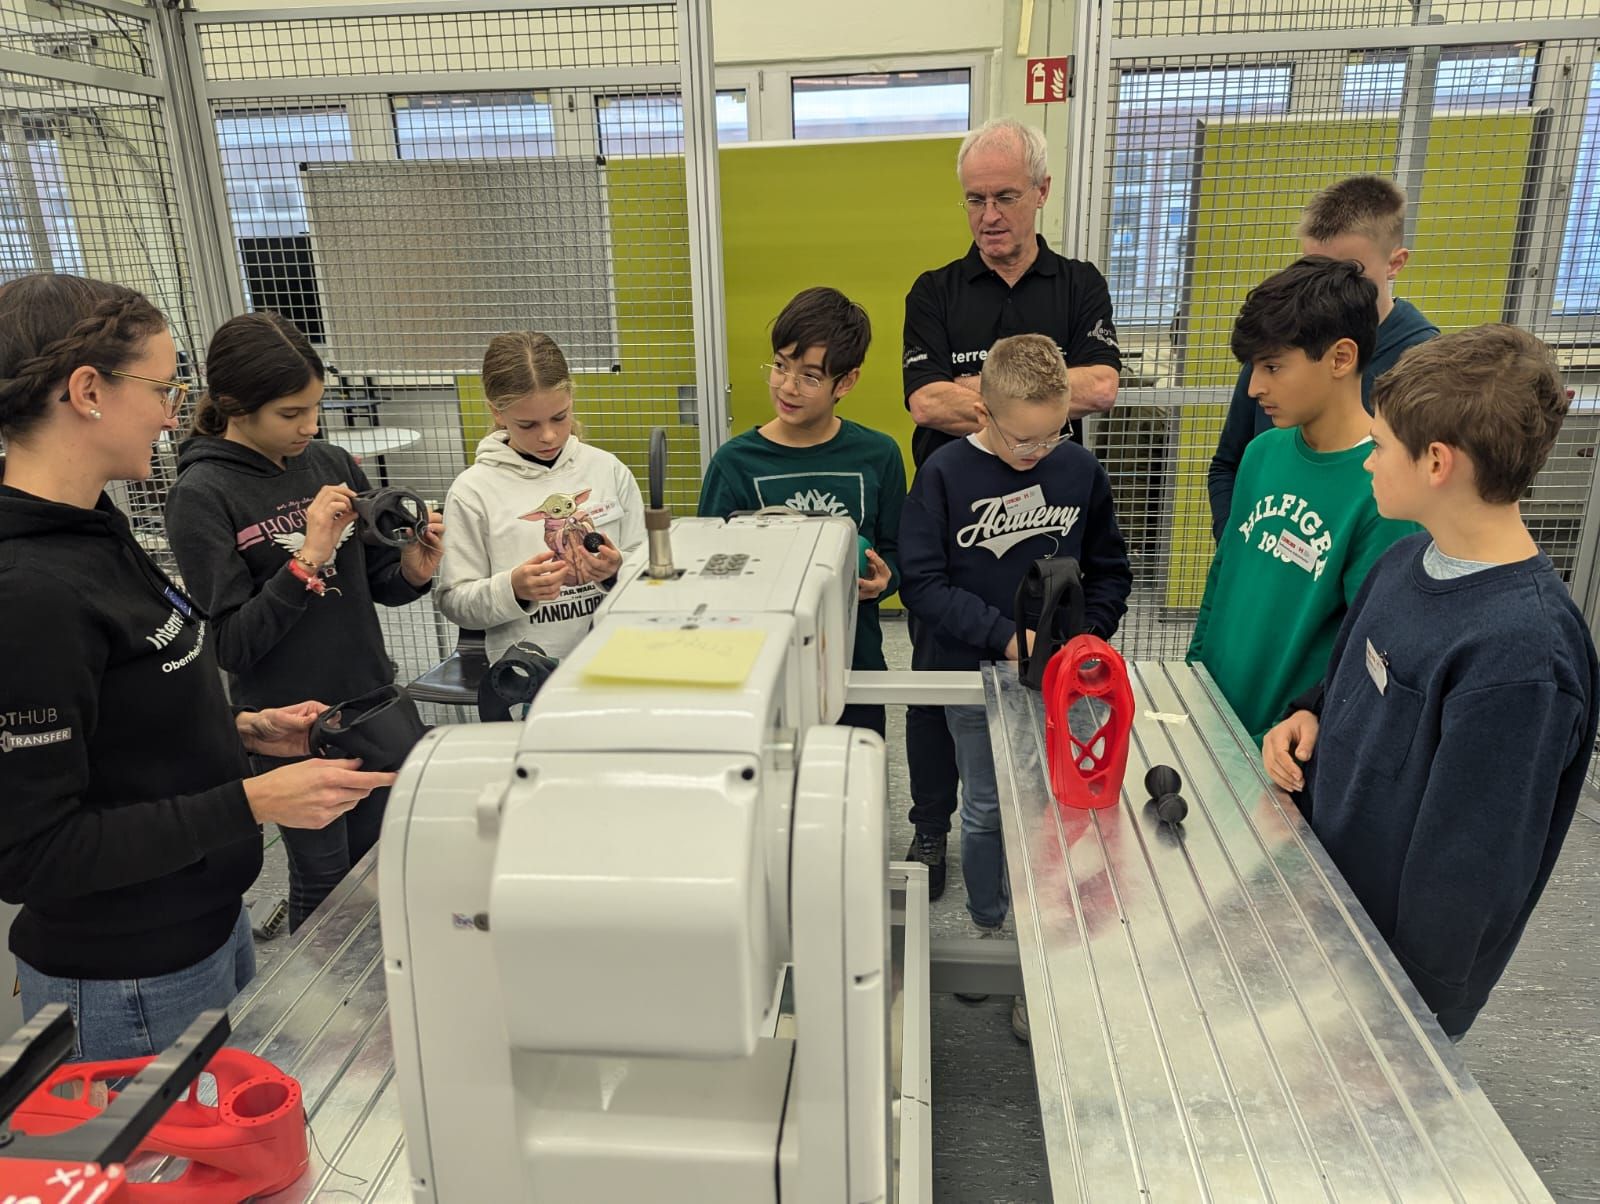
698,286,904,736
1264,325,1597,1041
1208,175,1439,538
1187,256,1418,744
900,333,1131,1040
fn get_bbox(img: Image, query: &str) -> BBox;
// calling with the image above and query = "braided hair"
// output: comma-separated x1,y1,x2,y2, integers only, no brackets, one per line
0,274,167,441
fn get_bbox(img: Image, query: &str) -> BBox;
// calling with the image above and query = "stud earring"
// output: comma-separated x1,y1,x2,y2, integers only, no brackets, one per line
90,410,102,420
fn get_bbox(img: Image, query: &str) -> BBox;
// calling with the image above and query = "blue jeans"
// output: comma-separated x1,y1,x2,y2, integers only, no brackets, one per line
17,907,254,1063
946,704,1009,928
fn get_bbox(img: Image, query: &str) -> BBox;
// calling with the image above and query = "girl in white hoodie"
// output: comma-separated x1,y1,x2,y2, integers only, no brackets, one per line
437,332,645,662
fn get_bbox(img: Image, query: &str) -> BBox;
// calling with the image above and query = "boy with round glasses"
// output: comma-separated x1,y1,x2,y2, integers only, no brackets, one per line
697,286,905,736
899,333,1132,1041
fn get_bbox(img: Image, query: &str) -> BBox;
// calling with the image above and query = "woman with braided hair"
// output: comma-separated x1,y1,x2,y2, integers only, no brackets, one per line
0,274,395,1061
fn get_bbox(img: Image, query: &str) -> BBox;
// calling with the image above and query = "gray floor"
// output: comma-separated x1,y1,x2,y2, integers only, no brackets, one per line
245,613,1600,1203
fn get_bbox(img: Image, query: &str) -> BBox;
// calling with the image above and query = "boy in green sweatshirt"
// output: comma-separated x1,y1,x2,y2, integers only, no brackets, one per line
1187,256,1418,744
698,286,906,736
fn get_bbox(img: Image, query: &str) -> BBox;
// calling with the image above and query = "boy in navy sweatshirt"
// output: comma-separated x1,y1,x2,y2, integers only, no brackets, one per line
901,334,1131,1040
1264,325,1597,1041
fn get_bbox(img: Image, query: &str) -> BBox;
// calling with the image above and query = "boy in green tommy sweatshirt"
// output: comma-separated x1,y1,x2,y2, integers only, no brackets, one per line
698,286,906,736
1187,256,1418,744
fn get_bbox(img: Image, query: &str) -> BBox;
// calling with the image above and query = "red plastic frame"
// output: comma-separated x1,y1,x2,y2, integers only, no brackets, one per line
3,1049,308,1202
1041,635,1135,810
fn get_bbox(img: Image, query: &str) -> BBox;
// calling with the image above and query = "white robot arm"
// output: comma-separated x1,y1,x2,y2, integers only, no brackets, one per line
381,514,896,1202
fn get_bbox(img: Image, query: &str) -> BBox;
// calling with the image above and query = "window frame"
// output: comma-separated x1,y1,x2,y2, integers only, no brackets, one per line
714,52,989,143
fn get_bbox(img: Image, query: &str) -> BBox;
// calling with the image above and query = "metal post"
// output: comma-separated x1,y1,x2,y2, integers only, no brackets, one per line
151,0,244,343
1393,6,1443,247
1061,0,1107,262
679,0,730,468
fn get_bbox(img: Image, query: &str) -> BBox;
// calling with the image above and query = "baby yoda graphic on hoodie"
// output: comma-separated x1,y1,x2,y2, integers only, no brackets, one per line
437,430,646,661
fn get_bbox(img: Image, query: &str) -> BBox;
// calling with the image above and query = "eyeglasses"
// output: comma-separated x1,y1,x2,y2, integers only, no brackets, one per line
962,188,1034,213
762,362,835,396
107,369,189,419
988,419,1065,458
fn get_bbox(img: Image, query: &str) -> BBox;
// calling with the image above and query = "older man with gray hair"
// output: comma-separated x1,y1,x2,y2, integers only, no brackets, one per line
900,119,1120,952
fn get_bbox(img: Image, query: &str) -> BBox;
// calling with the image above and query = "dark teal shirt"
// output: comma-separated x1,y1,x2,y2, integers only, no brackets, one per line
697,418,906,670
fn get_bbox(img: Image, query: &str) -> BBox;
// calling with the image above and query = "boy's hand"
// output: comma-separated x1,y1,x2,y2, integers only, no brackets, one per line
858,548,892,601
1263,710,1320,792
1004,629,1037,662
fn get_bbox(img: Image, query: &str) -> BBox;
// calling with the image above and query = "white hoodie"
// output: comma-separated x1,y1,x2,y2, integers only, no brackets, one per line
437,431,646,662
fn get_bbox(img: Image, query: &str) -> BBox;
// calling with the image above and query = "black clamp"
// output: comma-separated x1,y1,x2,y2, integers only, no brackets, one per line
309,684,428,772
352,486,429,548
1013,556,1086,691
477,642,560,722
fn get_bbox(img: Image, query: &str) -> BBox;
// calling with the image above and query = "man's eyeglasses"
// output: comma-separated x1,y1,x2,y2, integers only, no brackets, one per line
107,369,189,419
988,419,1065,458
962,188,1033,213
763,362,835,396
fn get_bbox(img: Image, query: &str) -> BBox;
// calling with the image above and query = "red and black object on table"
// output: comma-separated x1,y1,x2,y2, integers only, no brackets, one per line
0,1004,308,1202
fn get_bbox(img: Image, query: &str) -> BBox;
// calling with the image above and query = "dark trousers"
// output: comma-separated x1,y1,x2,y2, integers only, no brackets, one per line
840,702,887,739
279,787,389,931
905,614,959,836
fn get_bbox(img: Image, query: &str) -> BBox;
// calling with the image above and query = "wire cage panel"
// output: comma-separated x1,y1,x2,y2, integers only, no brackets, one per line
190,2,708,683
1094,32,1600,661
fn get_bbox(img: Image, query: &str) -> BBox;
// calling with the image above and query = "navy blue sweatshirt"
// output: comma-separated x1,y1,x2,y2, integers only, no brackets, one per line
1303,535,1598,1036
0,482,261,979
899,435,1131,670
1207,298,1439,538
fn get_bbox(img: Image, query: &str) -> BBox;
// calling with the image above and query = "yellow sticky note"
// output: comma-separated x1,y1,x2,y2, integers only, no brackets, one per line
582,627,766,688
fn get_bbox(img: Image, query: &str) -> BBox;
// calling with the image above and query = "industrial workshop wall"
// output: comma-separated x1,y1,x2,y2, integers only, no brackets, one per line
1067,0,1600,658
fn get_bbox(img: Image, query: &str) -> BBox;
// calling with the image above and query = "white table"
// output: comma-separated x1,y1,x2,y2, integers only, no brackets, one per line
325,427,420,485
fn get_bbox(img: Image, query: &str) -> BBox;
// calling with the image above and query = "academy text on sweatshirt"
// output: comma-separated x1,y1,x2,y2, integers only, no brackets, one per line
898,435,1131,670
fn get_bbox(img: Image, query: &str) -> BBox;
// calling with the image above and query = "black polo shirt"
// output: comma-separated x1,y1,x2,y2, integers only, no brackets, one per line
902,235,1121,468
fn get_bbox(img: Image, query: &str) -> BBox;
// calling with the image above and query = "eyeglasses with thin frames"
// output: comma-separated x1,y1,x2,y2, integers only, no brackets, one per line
762,362,836,397
105,369,189,419
988,418,1065,458
961,187,1035,213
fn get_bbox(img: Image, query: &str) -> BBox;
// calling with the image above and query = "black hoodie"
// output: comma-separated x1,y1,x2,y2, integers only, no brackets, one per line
0,479,261,979
164,437,427,712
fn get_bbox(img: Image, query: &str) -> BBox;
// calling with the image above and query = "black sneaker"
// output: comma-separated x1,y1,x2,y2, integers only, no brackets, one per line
251,898,289,941
905,831,947,901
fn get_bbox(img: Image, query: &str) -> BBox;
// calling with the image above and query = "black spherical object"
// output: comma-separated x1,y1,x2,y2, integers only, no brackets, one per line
582,531,606,554
1155,792,1188,825
1144,764,1181,800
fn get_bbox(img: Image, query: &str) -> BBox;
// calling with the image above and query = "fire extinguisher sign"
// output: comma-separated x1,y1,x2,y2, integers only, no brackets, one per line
1026,56,1072,104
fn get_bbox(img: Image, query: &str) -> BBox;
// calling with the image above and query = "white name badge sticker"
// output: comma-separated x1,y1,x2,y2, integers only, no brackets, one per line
586,500,620,524
1276,529,1318,573
1002,484,1046,516
1365,638,1389,695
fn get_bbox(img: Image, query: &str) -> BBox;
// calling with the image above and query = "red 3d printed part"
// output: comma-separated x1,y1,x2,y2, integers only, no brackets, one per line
5,1049,308,1202
1042,635,1135,810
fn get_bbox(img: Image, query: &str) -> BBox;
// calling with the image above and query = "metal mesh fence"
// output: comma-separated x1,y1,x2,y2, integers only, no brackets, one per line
1111,0,1600,40
192,4,700,693
0,2,202,576
1091,31,1600,661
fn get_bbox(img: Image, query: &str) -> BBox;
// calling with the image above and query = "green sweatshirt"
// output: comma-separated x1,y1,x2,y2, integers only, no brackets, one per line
698,419,907,671
1187,426,1418,743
